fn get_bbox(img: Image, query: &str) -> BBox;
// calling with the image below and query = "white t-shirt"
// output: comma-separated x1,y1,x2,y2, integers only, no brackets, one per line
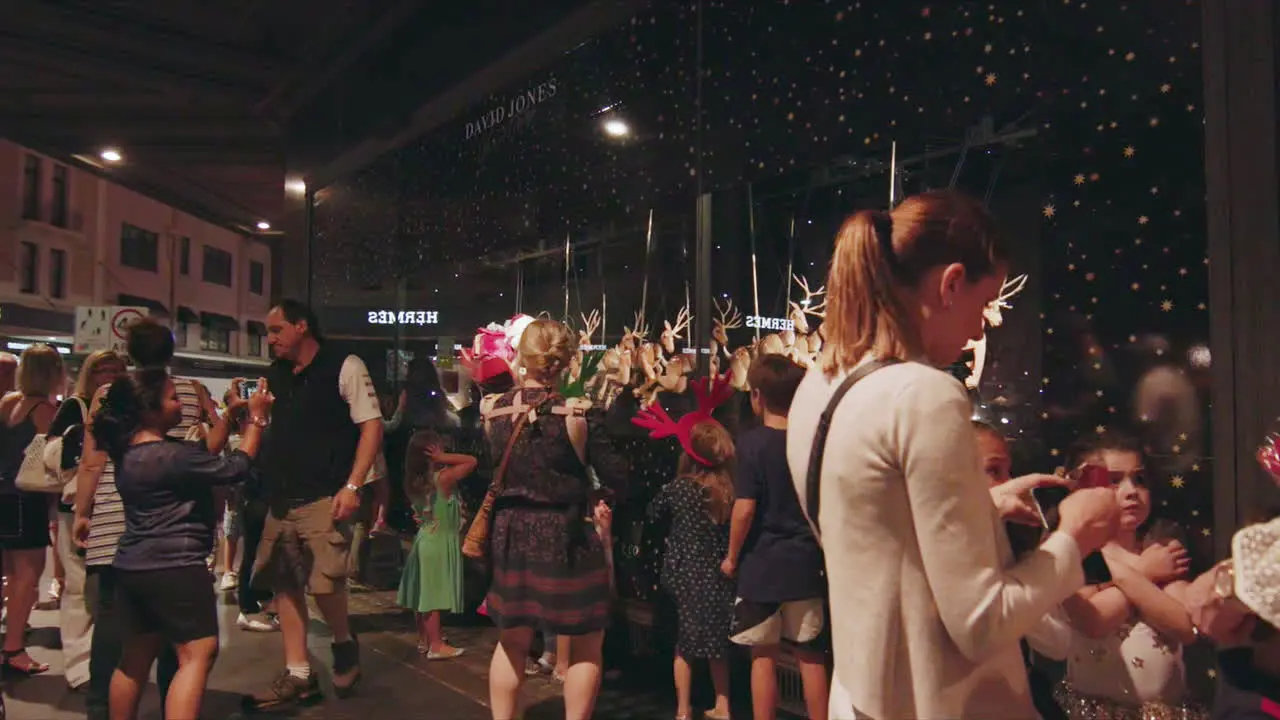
786,358,1083,720
338,355,383,426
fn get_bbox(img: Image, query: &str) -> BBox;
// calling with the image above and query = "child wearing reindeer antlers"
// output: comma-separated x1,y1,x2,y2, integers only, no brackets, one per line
638,376,737,720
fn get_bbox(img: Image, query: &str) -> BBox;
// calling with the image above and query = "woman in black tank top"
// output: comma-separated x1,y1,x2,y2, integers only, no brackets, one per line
0,344,65,675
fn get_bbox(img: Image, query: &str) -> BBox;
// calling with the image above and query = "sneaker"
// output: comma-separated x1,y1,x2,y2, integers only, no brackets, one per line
331,639,361,698
47,578,62,604
236,612,279,632
218,572,239,591
525,656,554,676
241,669,321,712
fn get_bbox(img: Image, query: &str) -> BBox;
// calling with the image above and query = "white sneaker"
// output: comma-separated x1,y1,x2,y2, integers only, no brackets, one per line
218,572,239,591
236,612,279,632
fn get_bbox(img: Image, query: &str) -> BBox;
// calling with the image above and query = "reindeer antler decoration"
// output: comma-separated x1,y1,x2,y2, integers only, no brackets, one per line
985,273,1028,326
790,275,827,326
631,373,734,466
579,309,601,347
712,298,743,347
661,305,692,355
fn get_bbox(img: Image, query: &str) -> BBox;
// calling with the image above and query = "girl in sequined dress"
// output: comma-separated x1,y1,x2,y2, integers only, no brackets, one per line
1058,433,1206,719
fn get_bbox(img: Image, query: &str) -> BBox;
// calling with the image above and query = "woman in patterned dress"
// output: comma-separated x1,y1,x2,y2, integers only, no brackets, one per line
482,319,629,720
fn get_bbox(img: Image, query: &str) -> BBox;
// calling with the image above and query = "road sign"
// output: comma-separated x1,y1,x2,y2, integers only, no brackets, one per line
75,306,149,355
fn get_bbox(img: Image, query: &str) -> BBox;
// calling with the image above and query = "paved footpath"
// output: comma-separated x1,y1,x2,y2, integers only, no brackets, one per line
3,566,683,720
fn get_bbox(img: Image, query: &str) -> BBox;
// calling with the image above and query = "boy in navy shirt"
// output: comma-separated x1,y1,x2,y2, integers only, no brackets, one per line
723,354,828,720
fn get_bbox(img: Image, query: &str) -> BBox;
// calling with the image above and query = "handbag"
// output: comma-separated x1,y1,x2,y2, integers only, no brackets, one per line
15,399,73,493
43,397,88,487
803,359,901,540
461,395,549,561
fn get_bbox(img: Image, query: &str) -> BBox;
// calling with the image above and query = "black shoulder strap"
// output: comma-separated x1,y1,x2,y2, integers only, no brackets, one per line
805,358,902,538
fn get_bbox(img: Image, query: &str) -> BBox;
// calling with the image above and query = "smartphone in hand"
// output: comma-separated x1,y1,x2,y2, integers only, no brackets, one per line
239,379,260,400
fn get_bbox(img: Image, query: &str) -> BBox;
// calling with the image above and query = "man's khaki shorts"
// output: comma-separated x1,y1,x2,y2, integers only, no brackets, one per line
252,497,352,596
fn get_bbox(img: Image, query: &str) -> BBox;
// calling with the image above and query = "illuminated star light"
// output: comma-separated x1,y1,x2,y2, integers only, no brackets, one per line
985,72,998,86
1123,145,1137,158
1042,204,1056,218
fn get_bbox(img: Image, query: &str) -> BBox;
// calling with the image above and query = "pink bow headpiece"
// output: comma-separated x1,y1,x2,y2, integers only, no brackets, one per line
460,314,535,384
631,374,734,466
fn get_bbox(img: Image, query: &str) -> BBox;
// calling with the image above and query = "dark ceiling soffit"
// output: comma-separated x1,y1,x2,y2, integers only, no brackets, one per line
0,34,261,104
3,0,286,84
310,0,645,189
257,0,427,117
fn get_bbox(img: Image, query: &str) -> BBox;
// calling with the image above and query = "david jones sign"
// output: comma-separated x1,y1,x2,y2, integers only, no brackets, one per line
367,310,440,326
465,78,559,140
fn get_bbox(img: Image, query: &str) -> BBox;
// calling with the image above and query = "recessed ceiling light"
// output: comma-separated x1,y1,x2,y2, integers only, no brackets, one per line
603,119,630,137
256,221,271,230
100,148,122,163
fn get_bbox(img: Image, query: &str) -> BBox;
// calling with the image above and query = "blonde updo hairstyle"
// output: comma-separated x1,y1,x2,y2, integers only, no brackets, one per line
517,318,576,383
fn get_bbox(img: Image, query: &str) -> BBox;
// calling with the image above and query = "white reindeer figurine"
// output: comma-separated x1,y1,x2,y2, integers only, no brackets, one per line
786,275,827,368
963,274,1028,390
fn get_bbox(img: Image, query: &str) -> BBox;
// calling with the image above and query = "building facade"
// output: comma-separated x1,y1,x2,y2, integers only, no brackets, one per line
0,138,272,383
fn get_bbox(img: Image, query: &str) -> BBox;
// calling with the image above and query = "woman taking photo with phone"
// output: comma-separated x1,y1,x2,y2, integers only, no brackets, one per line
786,191,1121,719
92,370,272,720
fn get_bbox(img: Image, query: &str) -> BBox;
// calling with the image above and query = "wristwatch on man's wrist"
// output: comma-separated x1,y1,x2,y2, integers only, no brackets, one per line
344,482,362,494
249,415,268,428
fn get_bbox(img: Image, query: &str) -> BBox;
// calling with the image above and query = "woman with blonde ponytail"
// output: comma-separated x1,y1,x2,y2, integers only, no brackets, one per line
479,318,630,720
787,191,1121,719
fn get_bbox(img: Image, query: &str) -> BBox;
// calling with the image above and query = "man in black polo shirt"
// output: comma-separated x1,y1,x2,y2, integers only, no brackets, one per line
243,300,383,711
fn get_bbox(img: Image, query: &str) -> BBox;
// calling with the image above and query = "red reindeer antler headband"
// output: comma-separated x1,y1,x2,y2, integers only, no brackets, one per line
631,374,735,466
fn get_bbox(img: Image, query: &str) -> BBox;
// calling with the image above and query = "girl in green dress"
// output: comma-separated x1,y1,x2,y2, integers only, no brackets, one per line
396,431,476,659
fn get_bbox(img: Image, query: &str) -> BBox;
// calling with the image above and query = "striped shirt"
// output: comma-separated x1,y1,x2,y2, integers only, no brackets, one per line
86,376,206,567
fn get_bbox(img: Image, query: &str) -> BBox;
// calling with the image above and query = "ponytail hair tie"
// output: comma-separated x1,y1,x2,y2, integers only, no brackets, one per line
872,211,899,274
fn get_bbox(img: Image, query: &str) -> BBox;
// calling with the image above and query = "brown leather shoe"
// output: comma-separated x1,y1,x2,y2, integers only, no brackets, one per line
331,639,361,697
241,670,322,712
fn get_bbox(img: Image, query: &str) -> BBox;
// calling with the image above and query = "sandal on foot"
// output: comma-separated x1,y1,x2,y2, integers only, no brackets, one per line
425,646,465,660
2,650,49,676
704,709,731,720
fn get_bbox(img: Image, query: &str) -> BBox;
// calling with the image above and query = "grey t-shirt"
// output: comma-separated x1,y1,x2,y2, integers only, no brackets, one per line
112,439,251,572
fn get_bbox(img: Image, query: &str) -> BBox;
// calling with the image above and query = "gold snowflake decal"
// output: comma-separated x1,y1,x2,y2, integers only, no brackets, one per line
1043,204,1057,218
1123,145,1136,158
1073,174,1086,185
985,72,998,86
1169,475,1185,488
1160,299,1173,311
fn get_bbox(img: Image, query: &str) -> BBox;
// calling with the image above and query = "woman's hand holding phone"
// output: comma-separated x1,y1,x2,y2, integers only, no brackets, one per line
1057,487,1120,555
991,473,1068,526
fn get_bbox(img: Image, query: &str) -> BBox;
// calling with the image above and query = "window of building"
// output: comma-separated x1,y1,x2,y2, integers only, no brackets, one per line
49,248,66,299
179,236,190,275
120,224,159,272
202,246,233,287
176,323,188,348
51,165,68,227
249,333,262,356
249,261,264,295
201,326,231,353
18,242,38,294
21,155,40,221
